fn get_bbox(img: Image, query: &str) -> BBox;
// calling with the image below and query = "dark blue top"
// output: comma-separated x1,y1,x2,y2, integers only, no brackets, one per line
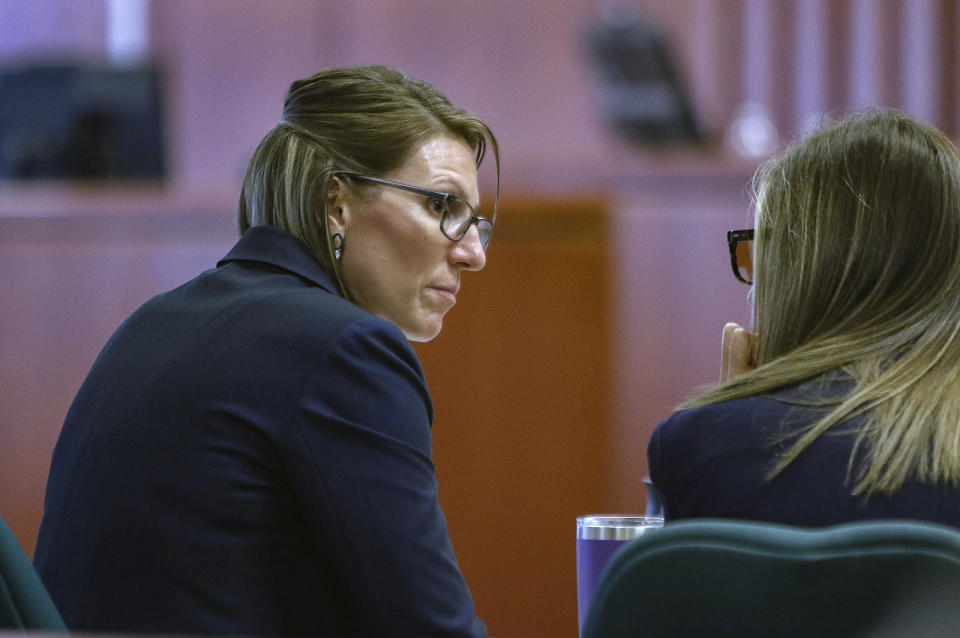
647,379,960,527
34,225,485,637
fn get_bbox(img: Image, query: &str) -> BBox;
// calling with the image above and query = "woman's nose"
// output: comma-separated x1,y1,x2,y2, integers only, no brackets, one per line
450,224,486,271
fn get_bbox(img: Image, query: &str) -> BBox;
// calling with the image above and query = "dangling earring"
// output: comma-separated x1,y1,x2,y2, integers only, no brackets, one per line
332,233,344,262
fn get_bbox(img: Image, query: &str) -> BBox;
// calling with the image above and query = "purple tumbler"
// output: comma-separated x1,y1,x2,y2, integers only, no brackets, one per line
576,515,663,634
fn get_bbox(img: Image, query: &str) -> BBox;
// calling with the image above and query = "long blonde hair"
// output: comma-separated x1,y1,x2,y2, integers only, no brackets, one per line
237,65,499,298
685,108,960,496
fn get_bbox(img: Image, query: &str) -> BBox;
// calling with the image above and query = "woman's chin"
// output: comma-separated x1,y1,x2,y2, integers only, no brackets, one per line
393,311,445,343
404,322,443,343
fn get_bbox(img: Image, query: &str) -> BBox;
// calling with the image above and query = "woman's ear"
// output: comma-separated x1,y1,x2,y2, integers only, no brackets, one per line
327,175,350,235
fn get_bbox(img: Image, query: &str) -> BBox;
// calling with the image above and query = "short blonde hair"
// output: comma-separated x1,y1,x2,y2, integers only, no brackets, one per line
237,65,499,297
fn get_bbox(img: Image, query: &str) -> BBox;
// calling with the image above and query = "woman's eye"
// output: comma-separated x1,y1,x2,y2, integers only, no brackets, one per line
426,197,447,215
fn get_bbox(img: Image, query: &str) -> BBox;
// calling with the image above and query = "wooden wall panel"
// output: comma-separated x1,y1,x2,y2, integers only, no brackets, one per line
0,209,237,556
416,198,612,638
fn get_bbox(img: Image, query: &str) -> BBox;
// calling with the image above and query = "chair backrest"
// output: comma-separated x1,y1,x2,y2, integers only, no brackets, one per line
581,518,960,638
0,514,67,631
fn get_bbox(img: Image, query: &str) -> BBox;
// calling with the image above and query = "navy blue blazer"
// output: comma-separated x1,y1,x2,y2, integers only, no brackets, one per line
648,379,960,527
34,225,486,637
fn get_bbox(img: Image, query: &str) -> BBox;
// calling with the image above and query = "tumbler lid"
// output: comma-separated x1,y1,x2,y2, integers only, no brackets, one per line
576,514,664,540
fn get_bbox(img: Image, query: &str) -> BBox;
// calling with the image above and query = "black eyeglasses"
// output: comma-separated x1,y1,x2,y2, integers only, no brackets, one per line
336,172,494,251
727,229,754,285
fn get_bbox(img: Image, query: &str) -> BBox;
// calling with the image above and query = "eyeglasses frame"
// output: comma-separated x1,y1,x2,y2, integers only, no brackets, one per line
727,228,755,285
334,172,494,250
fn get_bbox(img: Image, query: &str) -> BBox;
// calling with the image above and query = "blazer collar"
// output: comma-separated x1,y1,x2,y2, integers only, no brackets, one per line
218,225,339,294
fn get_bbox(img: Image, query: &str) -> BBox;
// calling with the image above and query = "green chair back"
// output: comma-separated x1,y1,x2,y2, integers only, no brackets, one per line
582,518,960,638
0,514,67,630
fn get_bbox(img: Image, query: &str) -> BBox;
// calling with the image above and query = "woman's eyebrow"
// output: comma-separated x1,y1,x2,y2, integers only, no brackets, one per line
428,176,479,207
428,179,464,197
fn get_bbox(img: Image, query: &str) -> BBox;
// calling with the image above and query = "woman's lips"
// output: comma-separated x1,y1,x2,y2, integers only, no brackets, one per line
428,285,458,304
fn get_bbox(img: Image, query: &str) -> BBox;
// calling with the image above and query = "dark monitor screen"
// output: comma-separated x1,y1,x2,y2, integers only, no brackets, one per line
0,63,165,179
584,13,701,145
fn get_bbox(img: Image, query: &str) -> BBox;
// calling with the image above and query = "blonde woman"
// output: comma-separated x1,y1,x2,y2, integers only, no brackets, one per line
648,109,960,526
35,66,497,637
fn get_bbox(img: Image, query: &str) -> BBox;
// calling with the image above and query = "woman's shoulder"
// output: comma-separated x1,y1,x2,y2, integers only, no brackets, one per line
657,393,785,433
658,374,851,433
651,374,853,457
211,262,407,348
270,290,419,377
162,259,419,383
652,394,804,463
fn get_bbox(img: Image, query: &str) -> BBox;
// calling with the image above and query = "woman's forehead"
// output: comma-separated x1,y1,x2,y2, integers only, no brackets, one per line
391,135,479,199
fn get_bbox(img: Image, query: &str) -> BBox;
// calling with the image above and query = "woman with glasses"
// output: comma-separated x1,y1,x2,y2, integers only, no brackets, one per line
647,108,960,528
34,66,497,637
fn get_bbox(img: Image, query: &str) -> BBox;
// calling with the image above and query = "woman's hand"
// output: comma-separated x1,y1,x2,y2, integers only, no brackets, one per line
720,322,754,383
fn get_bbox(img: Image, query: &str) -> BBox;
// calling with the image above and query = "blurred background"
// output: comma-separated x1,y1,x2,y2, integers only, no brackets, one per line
2,1,958,636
